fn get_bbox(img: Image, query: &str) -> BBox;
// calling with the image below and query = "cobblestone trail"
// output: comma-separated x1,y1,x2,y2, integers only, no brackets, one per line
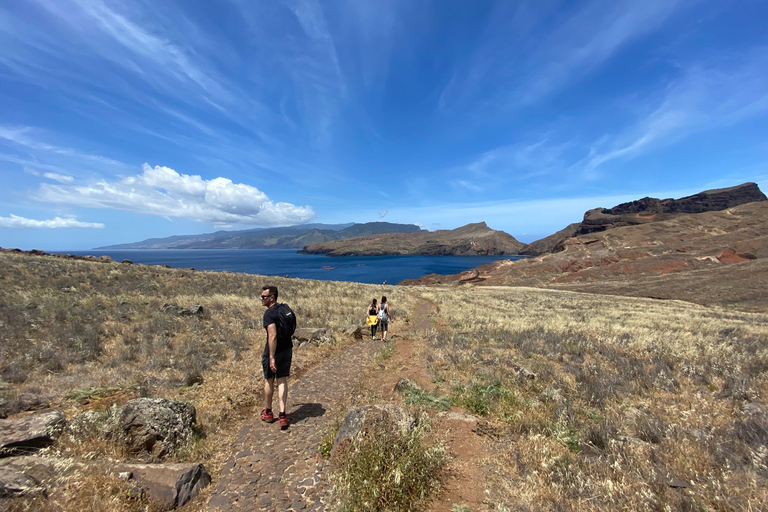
208,338,382,511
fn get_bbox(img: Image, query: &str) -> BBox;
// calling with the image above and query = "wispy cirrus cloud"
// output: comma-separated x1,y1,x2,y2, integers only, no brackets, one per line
35,163,315,227
0,214,104,229
580,50,768,176
24,167,75,183
439,0,689,112
447,138,574,193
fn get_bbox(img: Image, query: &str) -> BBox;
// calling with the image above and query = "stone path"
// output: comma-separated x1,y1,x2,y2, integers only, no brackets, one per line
207,338,382,511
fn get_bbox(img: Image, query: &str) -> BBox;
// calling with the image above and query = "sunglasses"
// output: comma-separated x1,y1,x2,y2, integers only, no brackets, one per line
260,294,272,299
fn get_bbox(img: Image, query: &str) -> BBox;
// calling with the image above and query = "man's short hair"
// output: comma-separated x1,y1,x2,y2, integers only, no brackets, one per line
262,285,278,301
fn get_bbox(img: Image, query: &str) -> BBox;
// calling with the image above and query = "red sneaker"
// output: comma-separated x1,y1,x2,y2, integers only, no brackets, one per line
260,408,275,422
279,414,289,430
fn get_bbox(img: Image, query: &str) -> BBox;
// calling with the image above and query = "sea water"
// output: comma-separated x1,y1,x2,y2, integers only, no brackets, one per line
63,249,522,284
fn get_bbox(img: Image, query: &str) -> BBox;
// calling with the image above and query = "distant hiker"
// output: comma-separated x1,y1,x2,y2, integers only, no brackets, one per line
260,285,294,430
383,280,387,285
366,298,379,340
378,296,390,342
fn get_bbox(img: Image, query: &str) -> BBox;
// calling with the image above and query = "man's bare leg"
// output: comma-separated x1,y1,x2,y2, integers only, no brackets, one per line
264,378,275,410
276,377,288,414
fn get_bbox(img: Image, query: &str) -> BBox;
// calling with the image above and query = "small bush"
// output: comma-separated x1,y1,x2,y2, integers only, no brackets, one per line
332,415,445,511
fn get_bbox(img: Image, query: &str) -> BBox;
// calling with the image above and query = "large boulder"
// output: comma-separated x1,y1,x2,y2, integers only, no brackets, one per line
0,410,65,457
119,399,197,458
331,405,415,459
0,455,210,506
112,462,211,508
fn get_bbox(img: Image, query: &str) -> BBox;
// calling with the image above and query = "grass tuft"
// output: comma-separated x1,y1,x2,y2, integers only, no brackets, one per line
332,414,445,511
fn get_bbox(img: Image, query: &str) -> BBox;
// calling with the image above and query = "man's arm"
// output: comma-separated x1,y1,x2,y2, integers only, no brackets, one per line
267,322,278,372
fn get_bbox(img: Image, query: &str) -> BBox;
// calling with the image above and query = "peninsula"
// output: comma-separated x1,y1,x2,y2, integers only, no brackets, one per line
298,222,525,256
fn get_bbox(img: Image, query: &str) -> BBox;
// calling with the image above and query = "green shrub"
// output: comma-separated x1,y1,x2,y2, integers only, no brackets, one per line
332,415,445,511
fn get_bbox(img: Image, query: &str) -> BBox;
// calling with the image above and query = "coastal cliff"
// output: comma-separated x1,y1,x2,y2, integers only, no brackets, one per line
299,222,525,256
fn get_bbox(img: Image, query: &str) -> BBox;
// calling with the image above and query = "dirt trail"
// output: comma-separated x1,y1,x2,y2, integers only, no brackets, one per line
205,298,490,511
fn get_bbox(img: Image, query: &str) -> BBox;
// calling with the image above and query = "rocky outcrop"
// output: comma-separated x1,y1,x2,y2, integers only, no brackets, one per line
0,404,210,507
401,199,768,312
112,462,211,508
120,398,198,458
300,222,525,256
292,327,336,347
520,223,581,256
580,182,766,235
0,410,65,458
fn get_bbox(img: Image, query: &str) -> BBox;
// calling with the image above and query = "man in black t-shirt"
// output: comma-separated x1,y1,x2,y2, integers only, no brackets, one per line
259,285,292,429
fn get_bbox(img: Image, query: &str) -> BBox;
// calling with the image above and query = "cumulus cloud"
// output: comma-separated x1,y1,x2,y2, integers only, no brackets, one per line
0,214,104,229
35,163,315,227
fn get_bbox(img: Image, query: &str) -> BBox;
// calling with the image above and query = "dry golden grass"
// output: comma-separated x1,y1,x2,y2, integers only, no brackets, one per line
2,251,768,511
415,284,768,511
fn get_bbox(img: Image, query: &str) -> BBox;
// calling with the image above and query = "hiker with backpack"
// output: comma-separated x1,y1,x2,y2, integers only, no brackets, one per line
365,298,379,340
259,285,295,429
377,296,391,342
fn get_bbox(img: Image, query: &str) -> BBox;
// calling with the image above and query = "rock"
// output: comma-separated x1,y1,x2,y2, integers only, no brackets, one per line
112,462,211,508
65,408,122,441
341,325,364,340
0,464,45,497
0,410,66,457
119,399,197,458
0,455,210,506
511,363,536,380
292,327,335,345
0,393,46,418
580,183,767,235
390,308,408,321
331,405,415,459
0,455,79,497
161,303,204,317
734,402,768,449
435,411,480,423
394,378,421,393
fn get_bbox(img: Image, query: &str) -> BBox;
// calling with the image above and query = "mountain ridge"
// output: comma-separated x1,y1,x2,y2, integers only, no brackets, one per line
299,221,525,256
95,222,424,250
402,183,768,312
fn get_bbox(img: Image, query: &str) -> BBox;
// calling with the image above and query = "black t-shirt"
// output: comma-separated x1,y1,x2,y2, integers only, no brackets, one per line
263,304,292,356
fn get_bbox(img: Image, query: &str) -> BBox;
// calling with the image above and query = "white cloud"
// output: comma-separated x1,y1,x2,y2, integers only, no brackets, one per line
0,214,104,229
378,209,388,218
35,163,315,227
43,172,75,183
24,167,74,182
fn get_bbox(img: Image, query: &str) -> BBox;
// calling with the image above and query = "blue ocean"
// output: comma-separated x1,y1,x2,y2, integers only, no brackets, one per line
64,249,522,284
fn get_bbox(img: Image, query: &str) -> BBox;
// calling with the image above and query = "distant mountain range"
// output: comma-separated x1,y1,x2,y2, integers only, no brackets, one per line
95,222,425,250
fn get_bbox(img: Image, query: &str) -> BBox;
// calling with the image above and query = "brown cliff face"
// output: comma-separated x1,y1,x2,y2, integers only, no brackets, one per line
580,182,767,234
299,222,525,256
402,198,768,312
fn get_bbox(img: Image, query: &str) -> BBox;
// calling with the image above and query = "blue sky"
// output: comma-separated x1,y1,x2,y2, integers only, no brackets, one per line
1,0,767,250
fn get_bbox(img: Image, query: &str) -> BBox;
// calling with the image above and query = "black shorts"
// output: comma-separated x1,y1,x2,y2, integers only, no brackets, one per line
262,350,292,379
